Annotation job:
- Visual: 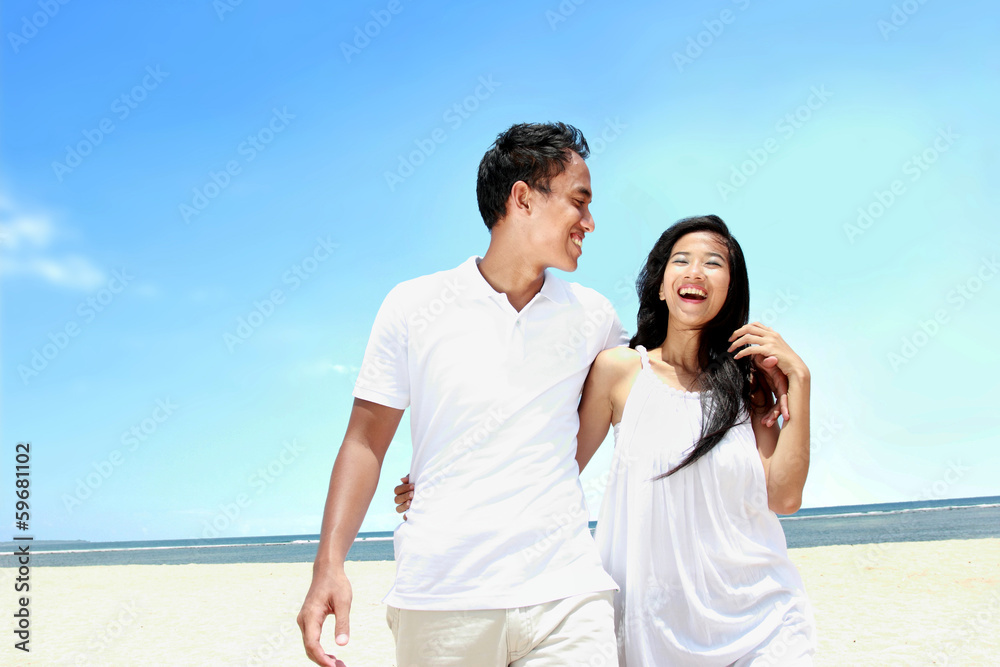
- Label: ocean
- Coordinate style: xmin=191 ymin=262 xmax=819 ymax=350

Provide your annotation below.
xmin=3 ymin=496 xmax=998 ymax=568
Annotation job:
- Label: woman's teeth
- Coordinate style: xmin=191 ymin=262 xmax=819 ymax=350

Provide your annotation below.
xmin=679 ymin=287 xmax=707 ymax=299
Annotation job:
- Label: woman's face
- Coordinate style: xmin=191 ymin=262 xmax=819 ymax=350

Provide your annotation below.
xmin=659 ymin=231 xmax=731 ymax=328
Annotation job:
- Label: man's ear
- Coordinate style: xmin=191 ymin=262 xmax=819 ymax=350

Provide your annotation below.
xmin=510 ymin=181 xmax=531 ymax=215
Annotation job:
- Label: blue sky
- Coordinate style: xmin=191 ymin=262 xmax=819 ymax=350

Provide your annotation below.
xmin=2 ymin=0 xmax=998 ymax=542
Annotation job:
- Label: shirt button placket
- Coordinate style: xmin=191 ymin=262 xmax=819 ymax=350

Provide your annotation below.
xmin=511 ymin=318 xmax=526 ymax=363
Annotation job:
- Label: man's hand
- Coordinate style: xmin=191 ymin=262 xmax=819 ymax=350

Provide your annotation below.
xmin=754 ymin=354 xmax=788 ymax=427
xmin=297 ymin=567 xmax=352 ymax=667
xmin=394 ymin=475 xmax=413 ymax=519
xmin=296 ymin=398 xmax=403 ymax=665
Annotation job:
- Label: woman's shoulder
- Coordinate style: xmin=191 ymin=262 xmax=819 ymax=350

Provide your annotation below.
xmin=594 ymin=345 xmax=643 ymax=379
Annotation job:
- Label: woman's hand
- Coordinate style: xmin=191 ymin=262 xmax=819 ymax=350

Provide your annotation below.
xmin=728 ymin=322 xmax=809 ymax=380
xmin=729 ymin=322 xmax=809 ymax=427
xmin=394 ymin=475 xmax=413 ymax=519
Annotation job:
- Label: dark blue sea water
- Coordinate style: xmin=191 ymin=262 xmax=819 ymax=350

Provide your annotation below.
xmin=3 ymin=496 xmax=998 ymax=568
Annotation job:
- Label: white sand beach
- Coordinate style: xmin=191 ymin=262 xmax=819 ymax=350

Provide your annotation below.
xmin=3 ymin=538 xmax=998 ymax=666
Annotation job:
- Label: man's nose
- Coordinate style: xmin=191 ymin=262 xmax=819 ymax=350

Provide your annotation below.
xmin=582 ymin=210 xmax=595 ymax=233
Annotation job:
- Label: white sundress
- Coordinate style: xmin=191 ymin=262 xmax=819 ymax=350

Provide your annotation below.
xmin=595 ymin=346 xmax=816 ymax=666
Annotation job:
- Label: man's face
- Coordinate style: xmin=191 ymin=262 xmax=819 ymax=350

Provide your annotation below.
xmin=523 ymin=151 xmax=595 ymax=272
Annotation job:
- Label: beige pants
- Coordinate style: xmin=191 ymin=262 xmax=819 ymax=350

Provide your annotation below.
xmin=387 ymin=590 xmax=617 ymax=667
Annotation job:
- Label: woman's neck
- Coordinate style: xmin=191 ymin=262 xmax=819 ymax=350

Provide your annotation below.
xmin=659 ymin=319 xmax=702 ymax=373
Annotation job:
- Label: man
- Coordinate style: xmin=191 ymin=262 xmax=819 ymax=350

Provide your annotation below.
xmin=298 ymin=122 xmax=790 ymax=665
xmin=298 ymin=122 xmax=624 ymax=665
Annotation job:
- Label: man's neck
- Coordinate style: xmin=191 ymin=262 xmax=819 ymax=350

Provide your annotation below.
xmin=477 ymin=246 xmax=545 ymax=312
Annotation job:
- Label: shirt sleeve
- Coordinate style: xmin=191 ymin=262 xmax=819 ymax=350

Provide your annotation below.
xmin=603 ymin=303 xmax=630 ymax=350
xmin=353 ymin=286 xmax=410 ymax=410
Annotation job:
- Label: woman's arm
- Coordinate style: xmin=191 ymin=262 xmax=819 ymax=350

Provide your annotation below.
xmin=577 ymin=347 xmax=639 ymax=473
xmin=576 ymin=351 xmax=616 ymax=473
xmin=730 ymin=323 xmax=810 ymax=515
xmin=750 ymin=374 xmax=810 ymax=514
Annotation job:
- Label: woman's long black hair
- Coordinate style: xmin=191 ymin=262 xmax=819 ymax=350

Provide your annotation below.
xmin=630 ymin=215 xmax=762 ymax=478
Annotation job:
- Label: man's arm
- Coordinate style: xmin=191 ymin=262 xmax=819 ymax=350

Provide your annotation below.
xmin=297 ymin=398 xmax=404 ymax=667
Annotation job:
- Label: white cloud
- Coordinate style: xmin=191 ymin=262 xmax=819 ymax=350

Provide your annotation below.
xmin=298 ymin=359 xmax=359 ymax=378
xmin=1 ymin=255 xmax=105 ymax=289
xmin=0 ymin=212 xmax=54 ymax=249
xmin=189 ymin=286 xmax=229 ymax=303
xmin=0 ymin=193 xmax=106 ymax=290
xmin=132 ymin=283 xmax=159 ymax=298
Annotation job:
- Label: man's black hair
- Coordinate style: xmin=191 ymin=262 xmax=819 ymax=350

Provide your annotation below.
xmin=476 ymin=122 xmax=590 ymax=230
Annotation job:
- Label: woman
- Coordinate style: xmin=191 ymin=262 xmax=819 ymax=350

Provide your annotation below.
xmin=397 ymin=215 xmax=815 ymax=665
xmin=577 ymin=215 xmax=815 ymax=665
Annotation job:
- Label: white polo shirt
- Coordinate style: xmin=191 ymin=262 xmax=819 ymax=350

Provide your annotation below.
xmin=353 ymin=256 xmax=628 ymax=611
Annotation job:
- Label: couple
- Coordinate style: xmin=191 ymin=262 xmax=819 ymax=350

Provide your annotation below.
xmin=298 ymin=122 xmax=815 ymax=666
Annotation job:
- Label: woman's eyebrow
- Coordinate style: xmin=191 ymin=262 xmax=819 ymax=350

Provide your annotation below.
xmin=670 ymin=251 xmax=726 ymax=258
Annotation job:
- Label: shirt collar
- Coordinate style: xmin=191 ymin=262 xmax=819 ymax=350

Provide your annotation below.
xmin=460 ymin=256 xmax=570 ymax=306
xmin=537 ymin=268 xmax=570 ymax=305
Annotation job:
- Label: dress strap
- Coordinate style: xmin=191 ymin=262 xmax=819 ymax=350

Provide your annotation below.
xmin=635 ymin=345 xmax=651 ymax=370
